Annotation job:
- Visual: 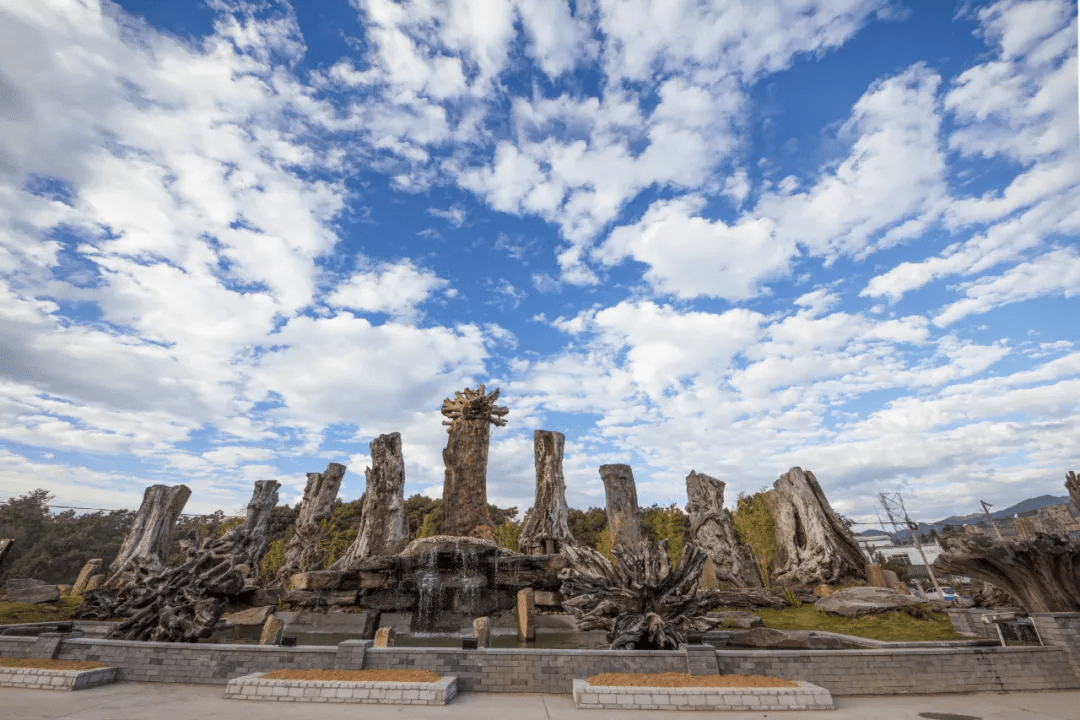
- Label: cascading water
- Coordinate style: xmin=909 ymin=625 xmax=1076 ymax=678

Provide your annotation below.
xmin=454 ymin=539 xmax=482 ymax=614
xmin=415 ymin=549 xmax=441 ymax=632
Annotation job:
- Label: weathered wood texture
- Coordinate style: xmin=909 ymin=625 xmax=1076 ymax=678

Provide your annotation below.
xmin=332 ymin=433 xmax=407 ymax=569
xmin=439 ymin=385 xmax=507 ymax=539
xmin=560 ymin=540 xmax=717 ymax=649
xmin=1067 ymin=471 xmax=1080 ymax=513
xmin=0 ymin=538 xmax=12 ymax=567
xmin=685 ymin=471 xmax=761 ymax=588
xmin=518 ymin=430 xmax=578 ymax=555
xmin=107 ymin=484 xmax=191 ymax=586
xmin=600 ymin=463 xmax=642 ymax=552
xmin=232 ymin=480 xmax=280 ymax=568
xmin=766 ymin=467 xmax=867 ymax=585
xmin=275 ymin=463 xmax=346 ymax=584
xmin=933 ymin=533 xmax=1080 ymax=613
xmin=72 ymin=558 xmax=103 ymax=594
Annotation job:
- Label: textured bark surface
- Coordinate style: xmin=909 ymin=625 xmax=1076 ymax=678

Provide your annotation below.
xmin=439 ymin=386 xmax=507 ymax=539
xmin=518 ymin=430 xmax=578 ymax=555
xmin=559 ymin=540 xmax=715 ymax=649
xmin=107 ymin=484 xmax=191 ymax=586
xmin=275 ymin=463 xmax=346 ymax=584
xmin=766 ymin=468 xmax=867 ymax=585
xmin=600 ymin=464 xmax=642 ymax=552
xmin=332 ymin=433 xmax=407 ymax=568
xmin=232 ymin=480 xmax=280 ymax=568
xmin=933 ymin=533 xmax=1080 ymax=613
xmin=685 ymin=471 xmax=761 ymax=588
xmin=72 ymin=559 xmax=103 ymax=594
xmin=1067 ymin=471 xmax=1080 ymax=513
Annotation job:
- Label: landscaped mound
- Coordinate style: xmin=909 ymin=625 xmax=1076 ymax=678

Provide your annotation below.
xmin=261 ymin=669 xmax=442 ymax=683
xmin=586 ymin=672 xmax=797 ymax=688
xmin=0 ymin=658 xmax=107 ymax=671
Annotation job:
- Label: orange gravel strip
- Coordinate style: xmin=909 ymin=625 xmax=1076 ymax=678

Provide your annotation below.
xmin=587 ymin=672 xmax=797 ymax=688
xmin=0 ymin=658 xmax=107 ymax=671
xmin=261 ymin=669 xmax=442 ymax=683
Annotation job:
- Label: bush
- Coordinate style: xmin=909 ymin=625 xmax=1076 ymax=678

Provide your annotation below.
xmin=731 ymin=491 xmax=778 ymax=588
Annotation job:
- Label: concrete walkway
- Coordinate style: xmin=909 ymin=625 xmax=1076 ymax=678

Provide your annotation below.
xmin=3 ymin=683 xmax=1079 ymax=719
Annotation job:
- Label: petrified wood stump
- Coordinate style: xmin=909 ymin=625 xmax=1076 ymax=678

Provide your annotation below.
xmin=107 ymin=484 xmax=191 ymax=586
xmin=685 ymin=471 xmax=761 ymax=588
xmin=439 ymin=385 xmax=507 ymax=539
xmin=1067 ymin=471 xmax=1080 ymax=513
xmin=933 ymin=533 xmax=1080 ymax=613
xmin=276 ymin=463 xmax=346 ymax=584
xmin=600 ymin=463 xmax=642 ymax=552
xmin=518 ymin=430 xmax=578 ymax=555
xmin=0 ymin=538 xmax=12 ymax=567
xmin=765 ymin=467 xmax=867 ymax=585
xmin=232 ymin=480 xmax=280 ymax=568
xmin=332 ymin=433 xmax=408 ymax=569
xmin=72 ymin=558 xmax=103 ymax=595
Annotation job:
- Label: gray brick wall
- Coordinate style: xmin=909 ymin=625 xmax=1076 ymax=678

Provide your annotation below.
xmin=1031 ymin=613 xmax=1080 ymax=681
xmin=0 ymin=636 xmax=36 ymax=658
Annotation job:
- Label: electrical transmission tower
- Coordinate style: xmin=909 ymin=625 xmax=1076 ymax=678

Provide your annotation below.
xmin=878 ymin=492 xmax=945 ymax=597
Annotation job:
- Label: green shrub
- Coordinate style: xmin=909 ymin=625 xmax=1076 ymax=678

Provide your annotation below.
xmin=731 ymin=492 xmax=778 ymax=588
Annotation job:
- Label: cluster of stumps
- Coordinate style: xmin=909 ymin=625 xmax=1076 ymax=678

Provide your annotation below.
xmin=73 ymin=387 xmax=1080 ymax=648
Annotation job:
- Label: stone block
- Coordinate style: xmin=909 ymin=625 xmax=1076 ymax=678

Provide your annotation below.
xmin=473 ymin=616 xmax=491 ymax=648
xmin=5 ymin=578 xmax=60 ymax=604
xmin=289 ymin=570 xmax=342 ymax=590
xmin=226 ymin=606 xmax=273 ymax=626
xmin=259 ymin=614 xmax=284 ymax=645
xmin=517 ymin=588 xmax=535 ymax=641
xmin=374 ymin=627 xmax=396 ymax=648
xmin=533 ymin=590 xmax=563 ymax=606
xmin=84 ymin=574 xmax=104 ymax=591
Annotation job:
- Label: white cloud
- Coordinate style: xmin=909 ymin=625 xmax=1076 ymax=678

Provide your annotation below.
xmin=328 ymin=261 xmax=449 ymax=317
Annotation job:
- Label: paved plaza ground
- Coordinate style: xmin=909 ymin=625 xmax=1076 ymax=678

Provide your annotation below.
xmin=2 ymin=682 xmax=1079 ymax=719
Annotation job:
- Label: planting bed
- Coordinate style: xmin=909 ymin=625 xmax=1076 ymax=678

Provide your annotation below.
xmin=573 ymin=675 xmax=833 ymax=711
xmin=0 ymin=657 xmax=116 ymax=691
xmin=224 ymin=670 xmax=457 ymax=705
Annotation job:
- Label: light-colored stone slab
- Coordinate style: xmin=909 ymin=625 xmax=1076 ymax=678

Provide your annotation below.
xmin=571 ymin=679 xmax=833 ymax=711
xmin=224 ymin=673 xmax=457 ymax=705
xmin=0 ymin=666 xmax=117 ymax=690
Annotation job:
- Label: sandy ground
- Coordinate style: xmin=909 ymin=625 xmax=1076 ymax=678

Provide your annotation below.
xmin=586 ymin=672 xmax=797 ymax=688
xmin=0 ymin=658 xmax=107 ymax=671
xmin=261 ymin=669 xmax=442 ymax=682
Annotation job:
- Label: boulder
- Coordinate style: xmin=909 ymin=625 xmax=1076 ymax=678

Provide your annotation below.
xmin=259 ymin=614 xmax=284 ymax=645
xmin=225 ymin=606 xmax=274 ymax=626
xmin=84 ymin=574 xmax=104 ymax=592
xmin=706 ymin=611 xmax=763 ymax=629
xmin=373 ymin=627 xmax=396 ymax=648
xmin=814 ymin=586 xmax=926 ymax=617
xmin=72 ymin=559 xmax=103 ymax=595
xmin=5 ymin=578 xmax=60 ymax=604
xmin=728 ymin=627 xmax=863 ymax=649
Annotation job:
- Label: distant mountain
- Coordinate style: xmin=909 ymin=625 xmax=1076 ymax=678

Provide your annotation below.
xmin=933 ymin=495 xmax=1072 ymax=526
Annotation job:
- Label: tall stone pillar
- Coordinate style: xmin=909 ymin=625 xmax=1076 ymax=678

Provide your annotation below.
xmin=439 ymin=385 xmax=508 ymax=539
xmin=685 ymin=471 xmax=761 ymax=588
xmin=333 ymin=432 xmax=408 ymax=568
xmin=518 ymin=430 xmax=577 ymax=555
xmin=107 ymin=484 xmax=191 ymax=586
xmin=600 ymin=464 xmax=642 ymax=551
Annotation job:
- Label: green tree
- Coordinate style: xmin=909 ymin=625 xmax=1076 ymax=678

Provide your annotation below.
xmin=404 ymin=495 xmax=441 ymax=538
xmin=567 ymin=507 xmax=608 ymax=549
xmin=731 ymin=492 xmax=778 ymax=588
xmin=641 ymin=503 xmax=690 ymax=566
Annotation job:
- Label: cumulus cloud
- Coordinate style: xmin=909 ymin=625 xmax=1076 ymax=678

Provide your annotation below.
xmin=328 ymin=261 xmax=449 ymax=317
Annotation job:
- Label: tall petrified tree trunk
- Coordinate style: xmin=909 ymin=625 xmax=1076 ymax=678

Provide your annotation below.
xmin=766 ymin=468 xmax=867 ymax=586
xmin=934 ymin=533 xmax=1080 ymax=613
xmin=232 ymin=480 xmax=280 ymax=567
xmin=275 ymin=463 xmax=346 ymax=584
xmin=518 ymin=430 xmax=578 ymax=555
xmin=440 ymin=385 xmax=508 ymax=540
xmin=600 ymin=464 xmax=642 ymax=552
xmin=107 ymin=484 xmax=191 ymax=586
xmin=1067 ymin=471 xmax=1080 ymax=513
xmin=685 ymin=471 xmax=761 ymax=588
xmin=332 ymin=433 xmax=407 ymax=568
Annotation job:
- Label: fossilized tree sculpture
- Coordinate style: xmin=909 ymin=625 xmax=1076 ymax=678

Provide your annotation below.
xmin=686 ymin=471 xmax=761 ymax=588
xmin=600 ymin=463 xmax=642 ymax=551
xmin=560 ymin=540 xmax=716 ymax=649
xmin=765 ymin=468 xmax=867 ymax=585
xmin=440 ymin=385 xmax=508 ymax=539
xmin=107 ymin=484 xmax=191 ymax=586
xmin=934 ymin=533 xmax=1080 ymax=613
xmin=275 ymin=463 xmax=346 ymax=584
xmin=1067 ymin=471 xmax=1080 ymax=513
xmin=332 ymin=433 xmax=408 ymax=568
xmin=518 ymin=430 xmax=578 ymax=555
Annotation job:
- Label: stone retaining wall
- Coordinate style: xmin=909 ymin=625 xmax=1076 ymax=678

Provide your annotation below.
xmin=0 ymin=632 xmax=1076 ymax=695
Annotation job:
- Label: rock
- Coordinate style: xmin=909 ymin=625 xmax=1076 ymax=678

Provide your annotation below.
xmin=57 ymin=584 xmax=72 ymax=595
xmin=259 ymin=614 xmax=283 ymax=645
xmin=728 ymin=627 xmax=862 ymax=650
xmin=276 ymin=464 xmax=346 ymax=583
xmin=881 ymin=570 xmax=903 ymax=589
xmin=706 ymin=611 xmax=763 ymax=629
xmin=934 ymin=533 xmax=1080 ymax=613
xmin=439 ymin=386 xmax=507 ymax=539
xmin=373 ymin=627 xmax=396 ymax=647
xmin=765 ymin=468 xmax=868 ymax=586
xmin=333 ymin=434 xmax=408 ymax=569
xmin=0 ymin=538 xmax=12 ymax=566
xmin=599 ymin=464 xmax=643 ymax=551
xmin=290 ymin=570 xmax=343 ymax=591
xmin=84 ymin=574 xmax=104 ymax=592
xmin=814 ymin=586 xmax=927 ymax=617
xmin=226 ymin=606 xmax=273 ymax=626
xmin=952 ymin=596 xmax=975 ymax=609
xmin=865 ymin=564 xmax=886 ymax=588
xmin=1067 ymin=471 xmax=1080 ymax=513
xmin=686 ymin=471 xmax=761 ymax=588
xmin=533 ymin=590 xmax=563 ymax=606
xmin=107 ymin=484 xmax=191 ymax=585
xmin=814 ymin=584 xmax=832 ymax=597
xmin=72 ymin=559 xmax=103 ymax=594
xmin=473 ymin=616 xmax=491 ymax=648
xmin=517 ymin=588 xmax=536 ymax=641
xmin=5 ymin=578 xmax=60 ymax=604
xmin=518 ymin=430 xmax=579 ymax=555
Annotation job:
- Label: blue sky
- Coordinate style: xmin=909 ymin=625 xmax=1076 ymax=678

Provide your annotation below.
xmin=0 ymin=0 xmax=1077 ymax=525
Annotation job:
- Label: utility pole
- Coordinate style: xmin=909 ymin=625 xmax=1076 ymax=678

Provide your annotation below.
xmin=980 ymin=500 xmax=1004 ymax=541
xmin=880 ymin=492 xmax=945 ymax=598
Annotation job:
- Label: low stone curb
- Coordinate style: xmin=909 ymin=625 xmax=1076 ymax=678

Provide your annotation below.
xmin=0 ymin=666 xmax=117 ymax=691
xmin=223 ymin=673 xmax=457 ymax=704
xmin=572 ymin=678 xmax=834 ymax=711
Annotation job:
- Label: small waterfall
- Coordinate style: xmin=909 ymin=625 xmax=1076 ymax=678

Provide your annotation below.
xmin=415 ymin=550 xmax=440 ymax=632
xmin=455 ymin=539 xmax=482 ymax=614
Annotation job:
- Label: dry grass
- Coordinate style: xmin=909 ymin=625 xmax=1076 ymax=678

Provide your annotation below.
xmin=0 ymin=657 xmax=106 ymax=671
xmin=714 ymin=603 xmax=966 ymax=642
xmin=0 ymin=595 xmax=85 ymax=625
xmin=587 ymin=672 xmax=796 ymax=688
xmin=261 ymin=669 xmax=442 ymax=683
